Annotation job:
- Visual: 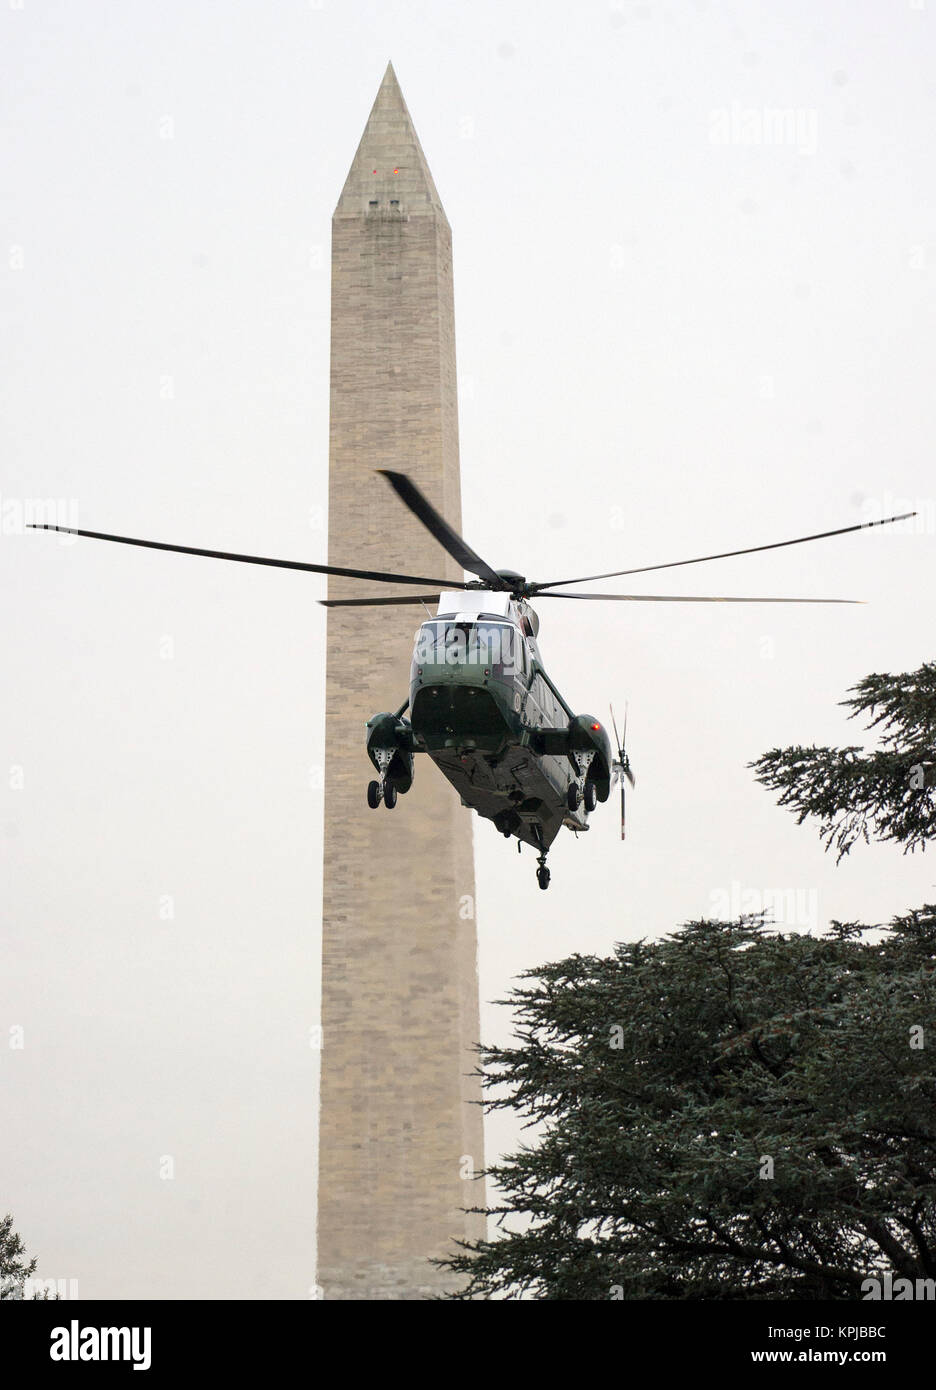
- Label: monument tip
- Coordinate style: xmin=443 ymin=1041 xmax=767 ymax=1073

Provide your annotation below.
xmin=334 ymin=60 xmax=446 ymax=219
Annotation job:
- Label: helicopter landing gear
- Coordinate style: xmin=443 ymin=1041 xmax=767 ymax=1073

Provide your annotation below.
xmin=536 ymin=853 xmax=551 ymax=890
xmin=569 ymin=779 xmax=597 ymax=812
xmin=365 ymin=777 xmax=398 ymax=808
xmin=569 ymin=749 xmax=596 ymax=816
xmin=367 ymin=747 xmax=399 ymax=809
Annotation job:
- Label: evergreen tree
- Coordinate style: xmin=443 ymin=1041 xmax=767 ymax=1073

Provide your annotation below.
xmin=441 ymin=663 xmax=936 ymax=1299
xmin=442 ymin=915 xmax=936 ymax=1299
xmin=751 ymin=662 xmax=936 ymax=858
xmin=0 ymin=1214 xmax=52 ymax=1300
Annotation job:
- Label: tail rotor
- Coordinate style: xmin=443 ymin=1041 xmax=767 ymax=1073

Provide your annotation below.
xmin=610 ymin=703 xmax=636 ymax=841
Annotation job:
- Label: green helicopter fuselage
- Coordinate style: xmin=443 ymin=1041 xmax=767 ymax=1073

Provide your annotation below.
xmin=366 ymin=590 xmax=613 ymax=851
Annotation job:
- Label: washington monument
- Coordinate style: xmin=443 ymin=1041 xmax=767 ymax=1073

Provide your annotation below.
xmin=317 ymin=64 xmax=486 ymax=1300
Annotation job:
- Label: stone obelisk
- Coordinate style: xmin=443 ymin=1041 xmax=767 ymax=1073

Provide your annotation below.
xmin=317 ymin=63 xmax=485 ymax=1300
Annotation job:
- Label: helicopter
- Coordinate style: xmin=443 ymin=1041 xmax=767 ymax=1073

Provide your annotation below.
xmin=31 ymin=475 xmax=912 ymax=889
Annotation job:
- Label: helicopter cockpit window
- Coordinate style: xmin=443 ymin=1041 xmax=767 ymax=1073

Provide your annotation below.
xmin=412 ymin=621 xmax=525 ymax=678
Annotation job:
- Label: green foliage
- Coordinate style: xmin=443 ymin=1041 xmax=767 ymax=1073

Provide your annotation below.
xmin=751 ymin=663 xmax=936 ymax=859
xmin=0 ymin=1214 xmax=43 ymax=1300
xmin=441 ymin=915 xmax=936 ymax=1300
xmin=441 ymin=665 xmax=936 ymax=1298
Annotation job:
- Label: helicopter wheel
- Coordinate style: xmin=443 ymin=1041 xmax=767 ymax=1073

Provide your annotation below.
xmin=584 ymin=780 xmax=598 ymax=813
xmin=383 ymin=782 xmax=398 ymax=810
xmin=536 ymin=865 xmax=551 ymax=890
xmin=567 ymin=783 xmax=581 ymax=812
xmin=366 ymin=780 xmax=381 ymax=809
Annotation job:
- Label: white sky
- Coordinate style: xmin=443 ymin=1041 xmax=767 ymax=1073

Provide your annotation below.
xmin=2 ymin=0 xmax=934 ymax=1298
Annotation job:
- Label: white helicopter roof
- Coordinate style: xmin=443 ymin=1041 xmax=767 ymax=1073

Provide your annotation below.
xmin=436 ymin=590 xmax=513 ymax=621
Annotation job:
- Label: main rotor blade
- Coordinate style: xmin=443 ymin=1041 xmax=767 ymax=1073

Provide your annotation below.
xmin=319 ymin=594 xmax=440 ymax=608
xmin=532 ymin=512 xmax=915 ymax=591
xmin=378 ymin=471 xmax=503 ymax=587
xmin=536 ymin=591 xmax=862 ymax=604
xmin=28 ymin=525 xmax=470 ymax=590
xmin=609 ymin=703 xmax=621 ymax=752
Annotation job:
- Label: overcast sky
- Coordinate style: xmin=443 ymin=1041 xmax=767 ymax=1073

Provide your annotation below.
xmin=2 ymin=0 xmax=934 ymax=1299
